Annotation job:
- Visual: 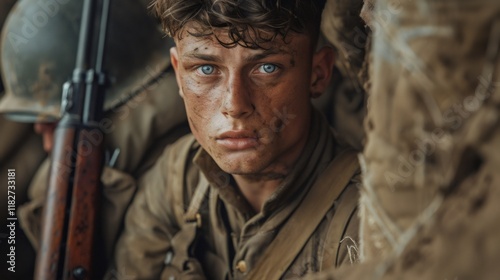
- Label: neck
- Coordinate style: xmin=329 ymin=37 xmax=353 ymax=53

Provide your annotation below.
xmin=233 ymin=174 xmax=285 ymax=213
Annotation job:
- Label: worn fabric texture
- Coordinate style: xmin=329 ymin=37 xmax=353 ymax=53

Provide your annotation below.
xmin=0 ymin=118 xmax=45 ymax=207
xmin=16 ymin=69 xmax=188 ymax=277
xmin=0 ymin=117 xmax=46 ymax=278
xmin=360 ymin=0 xmax=500 ymax=261
xmin=113 ymin=110 xmax=361 ymax=280
xmin=103 ymin=69 xmax=187 ymax=176
xmin=312 ymin=0 xmax=500 ymax=279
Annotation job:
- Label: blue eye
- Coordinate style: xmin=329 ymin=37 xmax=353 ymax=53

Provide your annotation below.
xmin=259 ymin=64 xmax=278 ymax=74
xmin=198 ymin=65 xmax=215 ymax=75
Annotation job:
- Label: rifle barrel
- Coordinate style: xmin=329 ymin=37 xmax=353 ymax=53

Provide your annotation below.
xmin=34 ymin=0 xmax=111 ymax=278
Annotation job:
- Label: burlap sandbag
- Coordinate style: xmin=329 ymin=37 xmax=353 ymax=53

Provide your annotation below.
xmin=360 ymin=0 xmax=500 ymax=260
xmin=311 ymin=0 xmax=500 ymax=278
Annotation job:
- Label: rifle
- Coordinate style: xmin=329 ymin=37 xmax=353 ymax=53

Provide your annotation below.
xmin=35 ymin=0 xmax=111 ymax=279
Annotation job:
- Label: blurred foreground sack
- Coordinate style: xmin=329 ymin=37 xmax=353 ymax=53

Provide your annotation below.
xmin=313 ymin=0 xmax=500 ymax=279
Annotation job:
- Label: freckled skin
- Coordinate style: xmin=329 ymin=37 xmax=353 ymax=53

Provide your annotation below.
xmin=170 ymin=24 xmax=334 ymax=185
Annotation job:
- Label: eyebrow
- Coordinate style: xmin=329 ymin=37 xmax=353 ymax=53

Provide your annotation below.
xmin=183 ymin=52 xmax=223 ymax=63
xmin=244 ymin=48 xmax=289 ymax=62
xmin=182 ymin=48 xmax=289 ymax=63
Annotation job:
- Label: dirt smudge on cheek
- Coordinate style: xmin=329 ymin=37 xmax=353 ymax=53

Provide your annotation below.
xmin=183 ymin=78 xmax=200 ymax=94
xmin=271 ymin=118 xmax=285 ymax=134
xmin=258 ymin=119 xmax=278 ymax=146
xmin=192 ymin=106 xmax=206 ymax=119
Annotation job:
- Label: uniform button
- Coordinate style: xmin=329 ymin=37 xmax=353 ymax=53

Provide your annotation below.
xmin=236 ymin=260 xmax=247 ymax=273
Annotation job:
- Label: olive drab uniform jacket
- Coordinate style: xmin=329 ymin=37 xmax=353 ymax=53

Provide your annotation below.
xmin=16 ymin=69 xmax=188 ymax=277
xmin=114 ymin=110 xmax=361 ymax=279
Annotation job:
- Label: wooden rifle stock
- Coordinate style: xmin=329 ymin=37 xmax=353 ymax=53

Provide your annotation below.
xmin=35 ymin=0 xmax=111 ymax=279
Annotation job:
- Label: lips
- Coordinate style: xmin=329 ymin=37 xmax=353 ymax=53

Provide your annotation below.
xmin=216 ymin=130 xmax=259 ymax=150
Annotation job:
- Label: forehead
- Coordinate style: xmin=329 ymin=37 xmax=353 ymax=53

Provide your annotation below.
xmin=174 ymin=23 xmax=310 ymax=56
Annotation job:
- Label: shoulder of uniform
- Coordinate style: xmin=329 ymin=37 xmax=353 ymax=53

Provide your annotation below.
xmin=137 ymin=133 xmax=198 ymax=188
xmin=167 ymin=133 xmax=198 ymax=155
xmin=152 ymin=134 xmax=197 ymax=168
xmin=136 ymin=133 xmax=202 ymax=225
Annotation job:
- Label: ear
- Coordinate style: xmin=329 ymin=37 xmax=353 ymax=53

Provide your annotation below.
xmin=170 ymin=46 xmax=185 ymax=99
xmin=310 ymin=46 xmax=335 ymax=98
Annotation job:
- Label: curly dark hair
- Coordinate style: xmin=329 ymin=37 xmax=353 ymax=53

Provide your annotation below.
xmin=152 ymin=0 xmax=327 ymax=48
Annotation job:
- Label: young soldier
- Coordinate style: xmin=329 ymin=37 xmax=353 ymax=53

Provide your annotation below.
xmin=114 ymin=0 xmax=361 ymax=278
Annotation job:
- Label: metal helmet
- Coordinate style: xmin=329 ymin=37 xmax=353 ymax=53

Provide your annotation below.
xmin=0 ymin=0 xmax=173 ymax=122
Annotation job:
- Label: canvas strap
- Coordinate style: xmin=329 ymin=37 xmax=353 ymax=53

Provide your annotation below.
xmin=246 ymin=149 xmax=359 ymax=280
xmin=320 ymin=184 xmax=359 ymax=270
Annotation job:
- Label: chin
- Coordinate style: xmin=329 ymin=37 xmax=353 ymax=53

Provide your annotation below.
xmin=215 ymin=154 xmax=268 ymax=175
xmin=203 ymin=140 xmax=272 ymax=173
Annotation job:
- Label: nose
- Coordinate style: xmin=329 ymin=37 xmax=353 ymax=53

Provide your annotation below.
xmin=221 ymin=74 xmax=254 ymax=119
xmin=34 ymin=122 xmax=57 ymax=153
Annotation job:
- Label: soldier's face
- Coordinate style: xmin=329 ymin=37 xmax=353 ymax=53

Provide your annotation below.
xmin=171 ymin=25 xmax=334 ymax=176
